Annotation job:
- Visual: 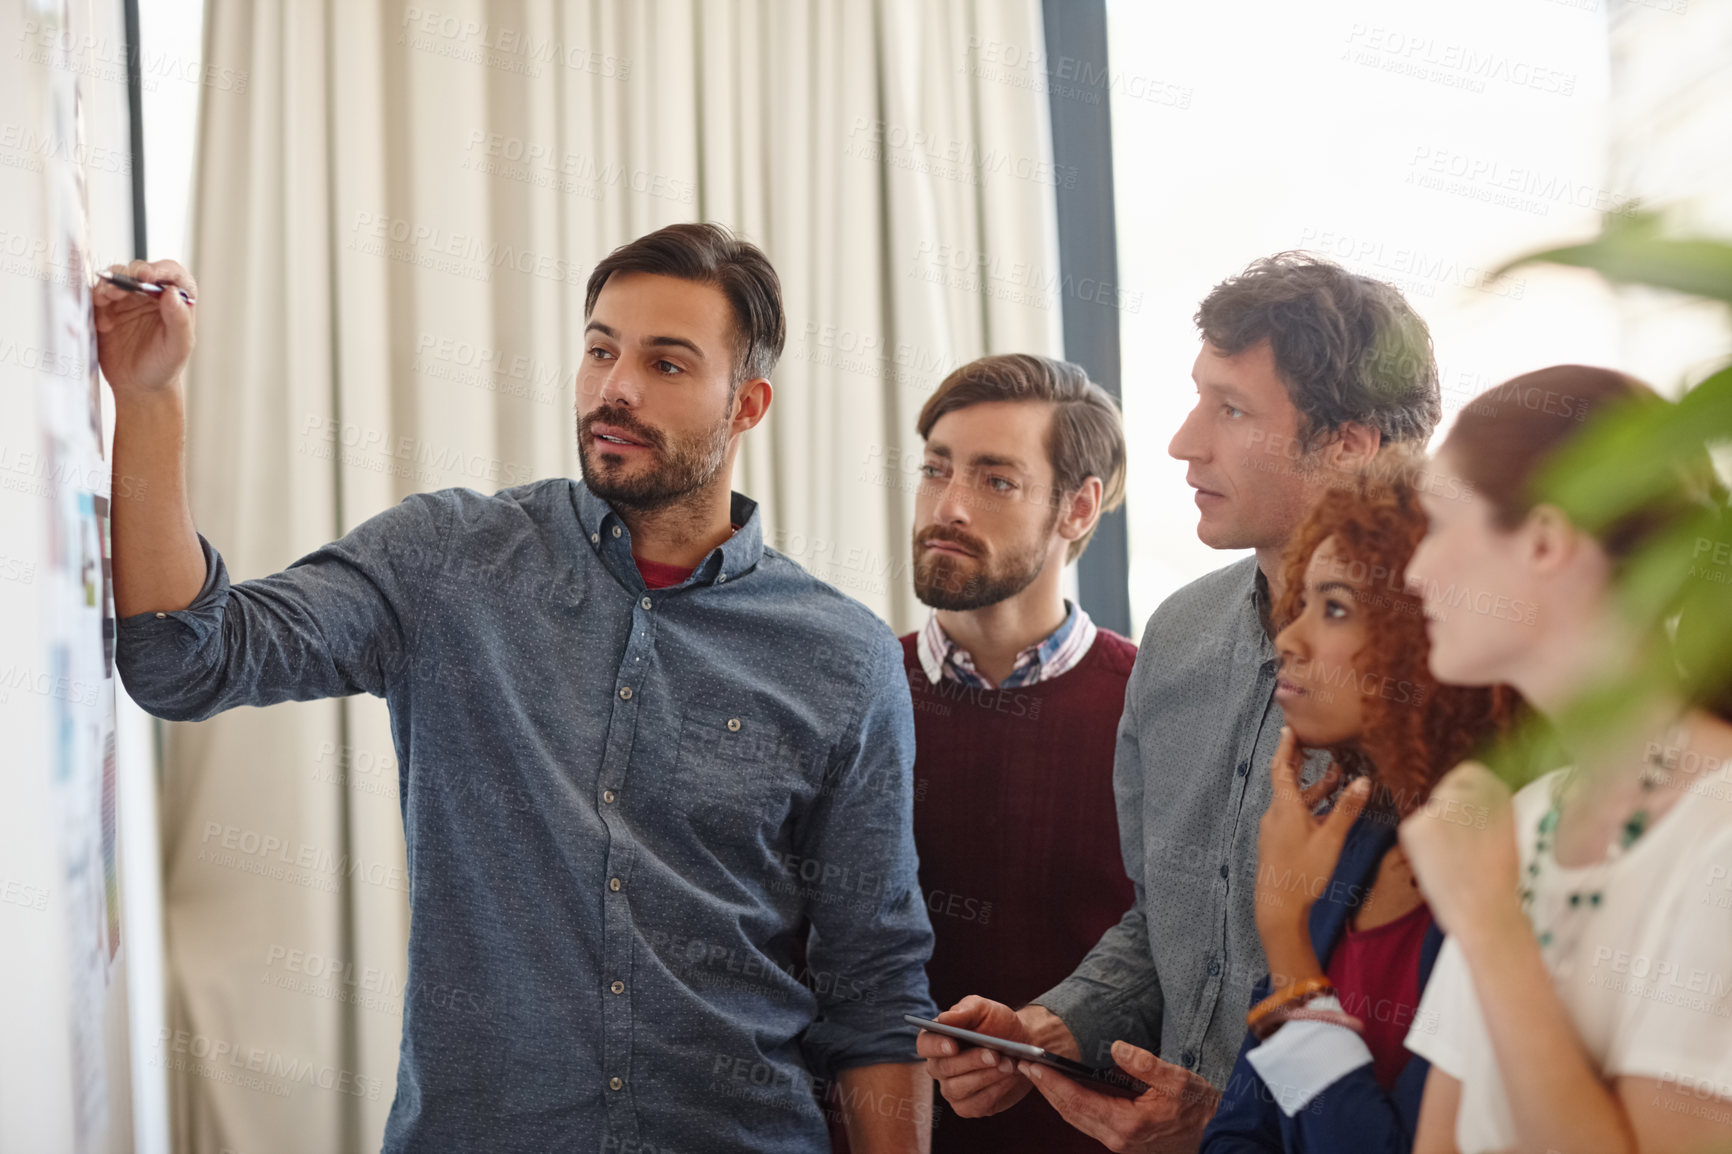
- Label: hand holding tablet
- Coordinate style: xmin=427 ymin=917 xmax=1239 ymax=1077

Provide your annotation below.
xmin=905 ymin=1014 xmax=1151 ymax=1099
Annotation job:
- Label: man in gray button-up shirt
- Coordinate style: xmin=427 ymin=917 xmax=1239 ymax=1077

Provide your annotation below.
xmin=99 ymin=225 xmax=935 ymax=1153
xmin=921 ymin=253 xmax=1441 ymax=1152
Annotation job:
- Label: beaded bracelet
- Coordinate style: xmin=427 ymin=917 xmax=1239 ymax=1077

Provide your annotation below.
xmin=1245 ymin=977 xmax=1334 ymax=1033
xmin=1252 ymin=1003 xmax=1365 ymax=1041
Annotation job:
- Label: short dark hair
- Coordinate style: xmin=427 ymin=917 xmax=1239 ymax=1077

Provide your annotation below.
xmin=1196 ymin=252 xmax=1441 ymax=449
xmin=917 ymin=354 xmax=1127 ymax=564
xmin=584 ymin=222 xmax=786 ymax=384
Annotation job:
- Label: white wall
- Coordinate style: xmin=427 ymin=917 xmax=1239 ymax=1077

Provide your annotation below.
xmin=1107 ymin=0 xmax=1622 ymax=632
xmin=1606 ymin=0 xmax=1732 ymax=394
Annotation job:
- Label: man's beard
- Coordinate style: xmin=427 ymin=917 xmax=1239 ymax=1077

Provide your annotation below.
xmin=577 ymin=405 xmax=730 ymax=512
xmin=912 ymin=511 xmax=1055 ymax=611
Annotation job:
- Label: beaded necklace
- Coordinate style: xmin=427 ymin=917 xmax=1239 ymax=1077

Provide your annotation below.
xmin=1521 ymin=737 xmax=1674 ymax=954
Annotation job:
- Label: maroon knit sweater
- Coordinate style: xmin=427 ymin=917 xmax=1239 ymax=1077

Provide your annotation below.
xmin=900 ymin=628 xmax=1138 ymax=1154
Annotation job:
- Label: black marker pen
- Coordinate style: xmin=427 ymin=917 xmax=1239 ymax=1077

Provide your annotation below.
xmin=96 ymin=269 xmax=196 ymax=305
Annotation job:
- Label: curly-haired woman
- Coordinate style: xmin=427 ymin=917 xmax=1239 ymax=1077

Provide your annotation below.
xmin=1201 ymin=456 xmax=1515 ymax=1153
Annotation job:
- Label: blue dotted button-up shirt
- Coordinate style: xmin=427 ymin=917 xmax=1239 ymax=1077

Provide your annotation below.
xmin=117 ymin=478 xmax=936 ymax=1154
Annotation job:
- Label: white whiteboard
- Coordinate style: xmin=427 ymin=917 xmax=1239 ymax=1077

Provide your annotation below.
xmin=0 ymin=0 xmax=161 ymax=1151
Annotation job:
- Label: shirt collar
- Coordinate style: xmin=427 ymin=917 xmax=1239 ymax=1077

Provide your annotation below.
xmin=1023 ymin=599 xmax=1089 ymax=678
xmin=916 ymin=600 xmax=1095 ymax=688
xmin=1247 ymin=559 xmax=1280 ymax=670
xmin=571 ymin=480 xmax=764 ymax=589
xmin=916 ymin=613 xmax=950 ymax=685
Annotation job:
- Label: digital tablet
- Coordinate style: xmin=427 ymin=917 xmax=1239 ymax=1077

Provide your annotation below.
xmin=905 ymin=1014 xmax=1150 ymax=1099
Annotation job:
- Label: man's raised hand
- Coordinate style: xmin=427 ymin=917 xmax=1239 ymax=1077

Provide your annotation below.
xmin=94 ymin=259 xmax=197 ymax=398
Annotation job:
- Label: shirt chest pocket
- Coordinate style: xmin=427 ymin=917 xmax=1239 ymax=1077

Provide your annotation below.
xmin=672 ymin=705 xmax=813 ymax=836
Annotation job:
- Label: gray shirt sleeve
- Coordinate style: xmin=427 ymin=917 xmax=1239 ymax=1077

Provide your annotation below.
xmin=1029 ymin=653 xmax=1164 ymax=1066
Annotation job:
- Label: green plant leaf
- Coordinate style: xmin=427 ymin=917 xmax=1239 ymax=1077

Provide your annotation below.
xmin=1494 ymin=210 xmax=1732 ymax=305
xmin=1473 ymin=210 xmax=1732 ymax=788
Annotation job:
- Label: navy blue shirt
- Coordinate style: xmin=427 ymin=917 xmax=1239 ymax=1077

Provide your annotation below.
xmin=117 ymin=479 xmax=937 ymax=1153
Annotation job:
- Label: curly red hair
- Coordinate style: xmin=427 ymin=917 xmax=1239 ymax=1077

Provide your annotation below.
xmin=1272 ymin=453 xmax=1518 ymax=816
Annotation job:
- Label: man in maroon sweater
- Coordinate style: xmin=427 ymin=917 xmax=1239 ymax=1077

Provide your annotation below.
xmin=903 ymin=354 xmax=1135 ymax=1152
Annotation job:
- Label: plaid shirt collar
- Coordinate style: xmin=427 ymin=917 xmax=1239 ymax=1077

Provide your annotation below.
xmin=916 ymin=600 xmax=1097 ymax=689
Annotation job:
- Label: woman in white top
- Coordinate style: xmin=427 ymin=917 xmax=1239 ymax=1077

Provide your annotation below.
xmin=1395 ymin=365 xmax=1732 ymax=1154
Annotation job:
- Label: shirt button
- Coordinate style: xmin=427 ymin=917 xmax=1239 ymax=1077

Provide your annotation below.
xmin=609 ymin=1076 xmax=623 ymax=1091
xmin=727 ymin=718 xmax=741 ymax=732
xmin=610 ymin=980 xmax=625 ymax=994
xmin=155 ymin=612 xmax=167 ymax=619
xmin=717 ymin=573 xmax=727 ymax=583
xmin=641 ymin=596 xmax=653 ymax=610
xmin=1180 ymin=1050 xmax=1196 ymax=1069
xmin=611 ymin=525 xmax=622 ymax=538
xmin=590 ymin=532 xmax=599 ymax=544
xmin=602 ymin=790 xmax=615 ymax=804
xmin=1236 ymin=761 xmax=1249 ymax=776
xmin=1208 ymin=958 xmax=1221 ymax=976
xmin=609 ymin=877 xmax=621 ymax=892
xmin=619 ymin=686 xmax=633 ymax=701
xmin=1219 ymin=863 xmax=1229 ymax=879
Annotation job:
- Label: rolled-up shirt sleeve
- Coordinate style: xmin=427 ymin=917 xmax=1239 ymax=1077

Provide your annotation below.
xmin=116 ymin=492 xmax=448 ymax=721
xmin=795 ymin=627 xmax=938 ymax=1074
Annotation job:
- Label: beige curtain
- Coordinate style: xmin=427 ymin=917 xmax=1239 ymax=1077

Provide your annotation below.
xmin=168 ymin=0 xmax=1062 ymax=1149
